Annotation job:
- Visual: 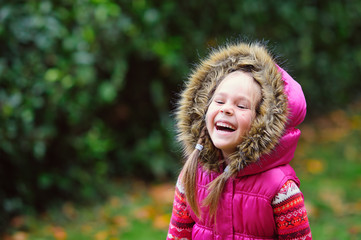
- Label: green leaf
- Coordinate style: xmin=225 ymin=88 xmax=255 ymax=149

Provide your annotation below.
xmin=44 ymin=68 xmax=61 ymax=82
xmin=99 ymin=82 xmax=117 ymax=103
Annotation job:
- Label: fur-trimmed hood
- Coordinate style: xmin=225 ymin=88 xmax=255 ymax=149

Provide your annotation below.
xmin=176 ymin=42 xmax=306 ymax=177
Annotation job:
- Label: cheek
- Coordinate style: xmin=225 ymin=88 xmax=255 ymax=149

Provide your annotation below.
xmin=238 ymin=114 xmax=253 ymax=132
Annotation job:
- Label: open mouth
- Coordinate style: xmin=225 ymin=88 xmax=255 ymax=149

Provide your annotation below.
xmin=215 ymin=122 xmax=236 ymax=132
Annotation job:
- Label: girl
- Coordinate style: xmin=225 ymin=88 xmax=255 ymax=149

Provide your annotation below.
xmin=167 ymin=41 xmax=312 ymax=239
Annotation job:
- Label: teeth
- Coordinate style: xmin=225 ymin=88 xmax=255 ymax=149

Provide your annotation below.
xmin=216 ymin=122 xmax=235 ymax=130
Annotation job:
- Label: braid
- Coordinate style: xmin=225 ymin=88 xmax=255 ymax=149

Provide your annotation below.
xmin=182 ymin=127 xmax=239 ymax=220
xmin=181 ymin=127 xmax=207 ymax=218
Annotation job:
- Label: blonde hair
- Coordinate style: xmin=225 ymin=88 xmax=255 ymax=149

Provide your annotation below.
xmin=181 ymin=66 xmax=262 ymax=219
xmin=181 ymin=127 xmax=207 ymax=218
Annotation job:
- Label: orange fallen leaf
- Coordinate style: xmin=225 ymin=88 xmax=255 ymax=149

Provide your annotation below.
xmin=351 ymin=115 xmax=361 ymax=130
xmin=304 ymin=201 xmax=319 ymax=218
xmin=149 ymin=184 xmax=174 ymax=205
xmin=95 ymin=230 xmax=108 ymax=240
xmin=306 ymin=159 xmax=325 ymax=174
xmin=153 ymin=214 xmax=171 ymax=230
xmin=319 ymin=188 xmax=346 ymax=216
xmin=349 ymin=224 xmax=361 ymax=235
xmin=51 ymin=226 xmax=67 ymax=240
xmin=108 ymin=226 xmax=120 ymax=237
xmin=112 ymin=215 xmax=128 ymax=228
xmin=109 ymin=196 xmax=122 ymax=207
xmin=12 ymin=232 xmax=28 ymax=240
xmin=348 ymin=199 xmax=361 ymax=213
xmin=133 ymin=206 xmax=153 ymax=220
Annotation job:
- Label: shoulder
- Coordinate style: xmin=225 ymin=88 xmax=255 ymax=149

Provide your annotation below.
xmin=236 ymin=164 xmax=299 ymax=200
xmin=263 ymin=164 xmax=298 ymax=181
xmin=259 ymin=164 xmax=300 ymax=191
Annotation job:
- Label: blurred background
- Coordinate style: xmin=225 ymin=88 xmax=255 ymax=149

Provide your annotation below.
xmin=1 ymin=0 xmax=361 ymax=239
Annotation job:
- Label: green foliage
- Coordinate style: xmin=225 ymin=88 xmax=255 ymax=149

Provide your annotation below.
xmin=1 ymin=0 xmax=361 ymax=231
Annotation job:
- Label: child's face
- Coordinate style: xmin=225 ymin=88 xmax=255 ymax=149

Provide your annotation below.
xmin=206 ymin=71 xmax=261 ymax=158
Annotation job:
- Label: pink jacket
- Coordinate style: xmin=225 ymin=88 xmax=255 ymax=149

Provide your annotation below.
xmin=188 ymin=67 xmax=306 ymax=239
xmin=190 ymin=164 xmax=299 ymax=239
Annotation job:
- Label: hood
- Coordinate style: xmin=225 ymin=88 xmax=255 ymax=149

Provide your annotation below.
xmin=176 ymin=42 xmax=306 ymax=177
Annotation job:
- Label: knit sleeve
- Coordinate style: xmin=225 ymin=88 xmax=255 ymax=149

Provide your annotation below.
xmin=272 ymin=180 xmax=312 ymax=240
xmin=167 ymin=177 xmax=195 ymax=240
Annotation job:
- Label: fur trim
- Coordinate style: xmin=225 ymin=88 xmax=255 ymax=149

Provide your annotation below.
xmin=176 ymin=42 xmax=288 ymax=174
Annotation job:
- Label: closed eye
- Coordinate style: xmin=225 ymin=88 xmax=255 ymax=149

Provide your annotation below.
xmin=238 ymin=105 xmax=249 ymax=109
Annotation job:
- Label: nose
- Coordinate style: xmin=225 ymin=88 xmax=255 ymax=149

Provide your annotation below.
xmin=220 ymin=104 xmax=233 ymax=115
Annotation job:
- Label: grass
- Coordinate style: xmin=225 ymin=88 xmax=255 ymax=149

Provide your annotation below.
xmin=3 ymin=106 xmax=361 ymax=240
xmin=5 ymin=181 xmax=174 ymax=240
